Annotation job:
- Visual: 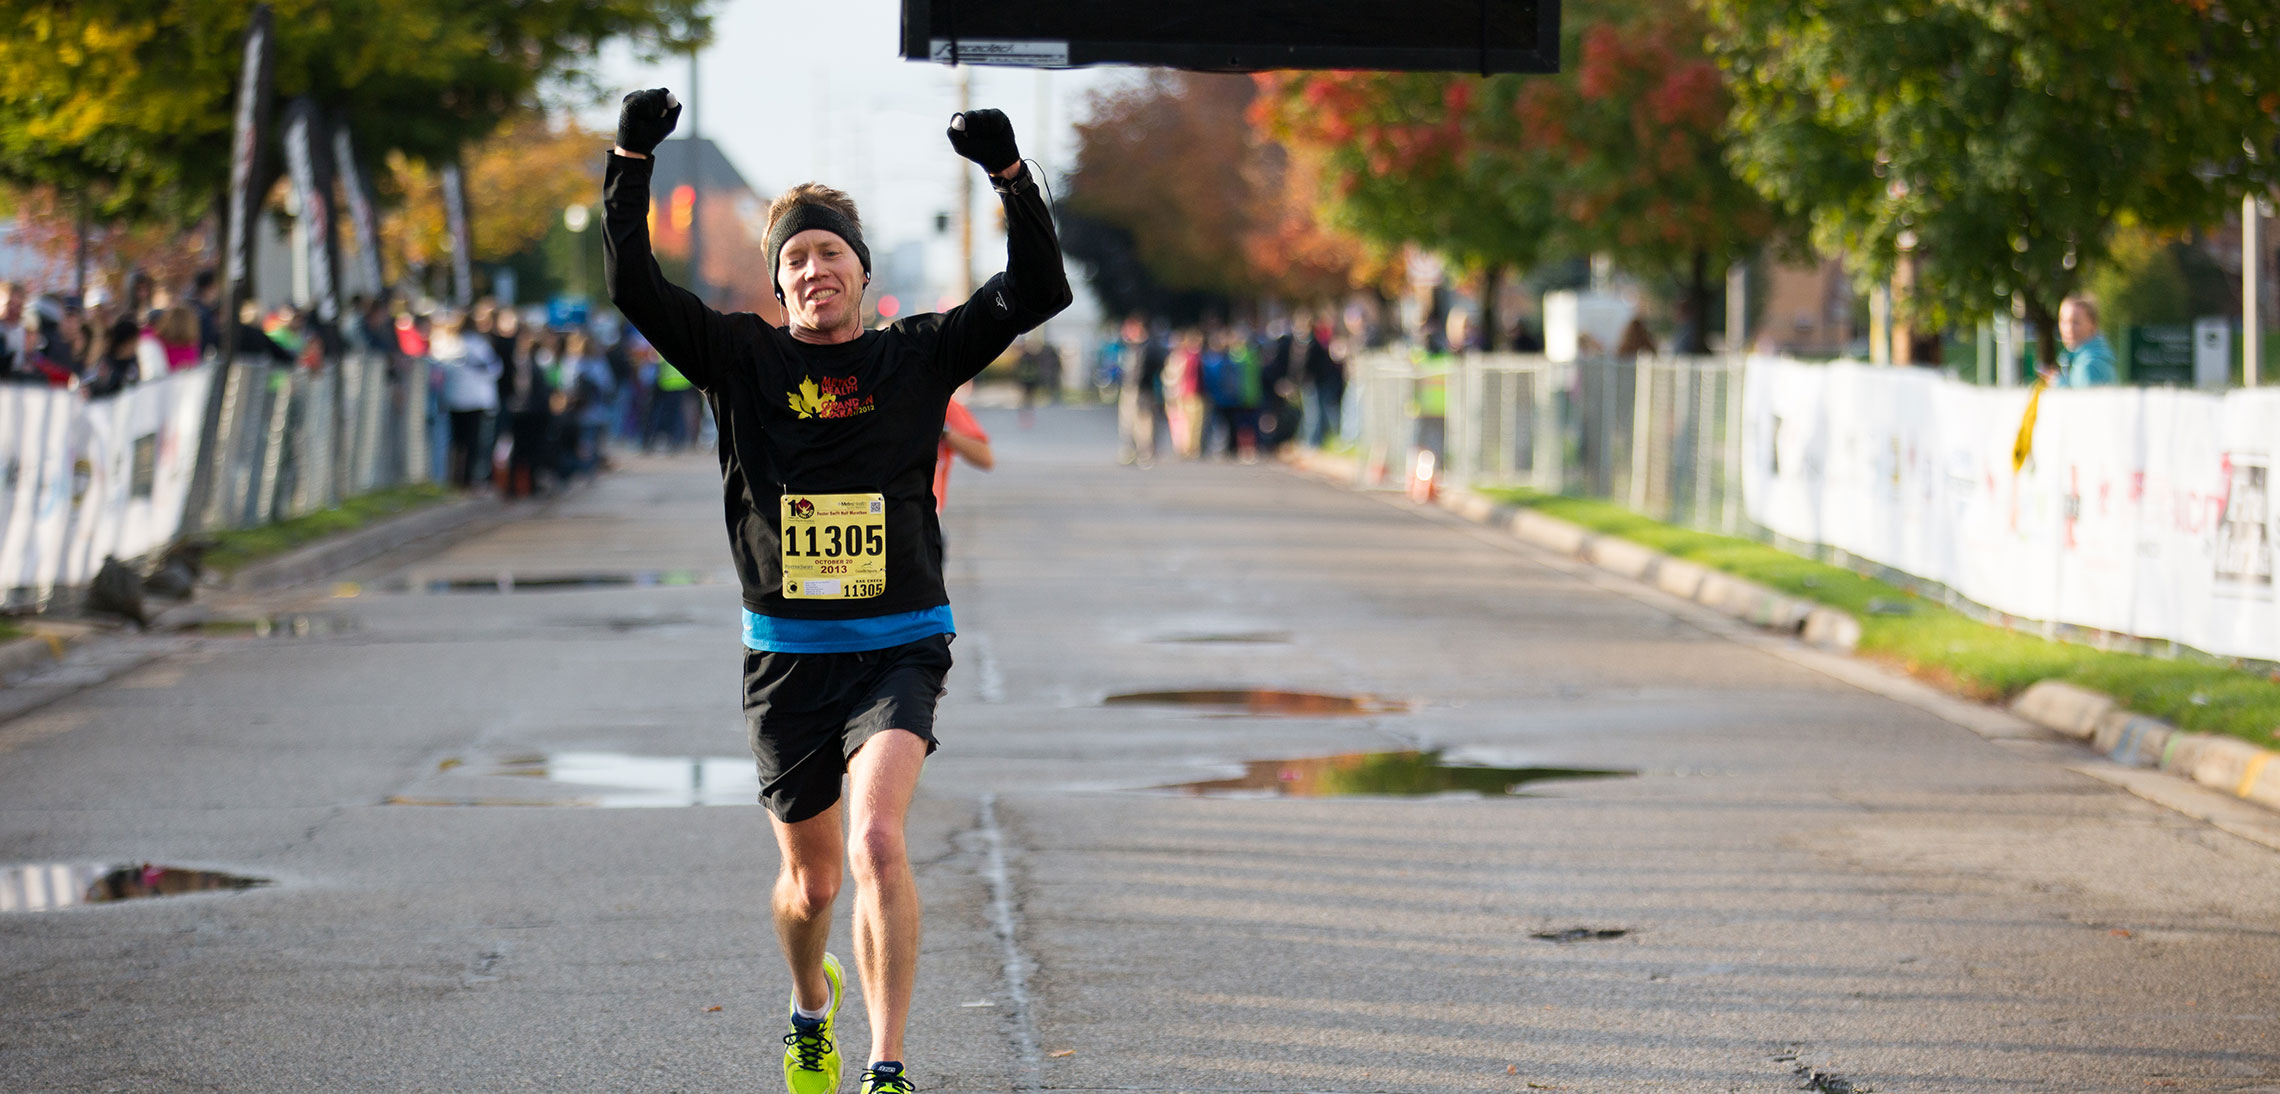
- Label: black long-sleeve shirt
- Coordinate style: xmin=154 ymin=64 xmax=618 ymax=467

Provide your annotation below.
xmin=602 ymin=151 xmax=1071 ymax=621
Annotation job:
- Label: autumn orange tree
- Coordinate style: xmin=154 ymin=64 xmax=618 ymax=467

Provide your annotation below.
xmin=1504 ymin=1 xmax=1779 ymax=350
xmin=1064 ymin=71 xmax=1372 ymax=321
xmin=379 ymin=110 xmax=605 ymax=295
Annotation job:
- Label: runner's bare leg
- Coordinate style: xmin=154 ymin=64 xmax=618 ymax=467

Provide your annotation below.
xmin=770 ymin=801 xmax=846 ymax=1012
xmin=844 ymin=728 xmax=929 ymax=1063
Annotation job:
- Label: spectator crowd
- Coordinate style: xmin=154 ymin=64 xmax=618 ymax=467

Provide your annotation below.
xmin=0 ymin=267 xmax=717 ymax=503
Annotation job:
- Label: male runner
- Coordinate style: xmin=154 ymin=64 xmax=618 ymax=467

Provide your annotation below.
xmin=602 ymin=88 xmax=1069 ymax=1094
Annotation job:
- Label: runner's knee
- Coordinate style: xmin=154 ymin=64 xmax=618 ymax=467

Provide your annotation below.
xmin=847 ymin=823 xmax=907 ymax=884
xmin=777 ymin=860 xmax=841 ymax=917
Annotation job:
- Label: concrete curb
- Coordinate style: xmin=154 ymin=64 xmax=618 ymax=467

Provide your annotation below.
xmin=214 ymin=494 xmax=515 ymax=594
xmin=2012 ymin=680 xmax=2280 ymax=812
xmin=0 ymin=630 xmax=71 ymax=680
xmin=4 ymin=493 xmax=522 ymax=685
xmin=1279 ymin=448 xmax=1860 ymax=653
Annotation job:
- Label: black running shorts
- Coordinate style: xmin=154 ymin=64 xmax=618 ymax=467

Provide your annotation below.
xmin=742 ymin=633 xmax=951 ymax=823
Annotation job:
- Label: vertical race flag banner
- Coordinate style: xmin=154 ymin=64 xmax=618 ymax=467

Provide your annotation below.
xmin=220 ymin=6 xmax=274 ymax=314
xmin=187 ymin=3 xmax=275 ymax=537
xmin=441 ymin=162 xmax=474 ymax=309
xmin=281 ymin=98 xmax=340 ymax=325
xmin=331 ymin=118 xmax=386 ymax=299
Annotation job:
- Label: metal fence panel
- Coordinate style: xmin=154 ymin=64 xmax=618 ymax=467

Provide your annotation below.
xmin=1350 ymin=350 xmax=1747 ymax=535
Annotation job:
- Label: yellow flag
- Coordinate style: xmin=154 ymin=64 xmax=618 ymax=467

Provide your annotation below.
xmin=2010 ymin=377 xmax=2047 ymax=474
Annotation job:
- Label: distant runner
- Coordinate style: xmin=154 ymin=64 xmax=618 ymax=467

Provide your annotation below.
xmin=602 ymin=88 xmax=1070 ymax=1094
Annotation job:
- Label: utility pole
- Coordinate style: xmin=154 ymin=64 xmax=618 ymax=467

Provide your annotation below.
xmin=686 ymin=49 xmax=705 ymax=306
xmin=957 ymin=65 xmax=974 ymax=298
xmin=2248 ymin=193 xmax=2264 ymax=387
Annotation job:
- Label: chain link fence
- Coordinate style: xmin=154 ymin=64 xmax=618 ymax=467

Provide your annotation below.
xmin=1348 ymin=350 xmax=1747 ymax=534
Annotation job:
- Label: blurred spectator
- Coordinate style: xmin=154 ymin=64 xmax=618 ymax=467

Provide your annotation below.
xmin=0 ymin=281 xmax=25 ymax=380
xmin=393 ymin=309 xmax=430 ymax=358
xmin=564 ymin=332 xmax=617 ymax=478
xmin=231 ymin=302 xmax=295 ymax=364
xmin=431 ymin=312 xmax=502 ymax=489
xmin=192 ymin=269 xmax=222 ymax=356
xmin=1257 ymin=323 xmax=1297 ymax=453
xmin=1616 ymin=318 xmax=1658 ymax=359
xmin=1300 ymin=317 xmax=1345 ymax=447
xmin=1164 ymin=331 xmax=1205 ymax=460
xmin=2046 ymin=297 xmax=2117 ymax=387
xmin=1201 ymin=330 xmax=1260 ymax=462
xmin=140 ymin=305 xmax=202 ymax=374
xmin=645 ymin=353 xmax=696 ymax=452
xmin=1114 ymin=317 xmax=1162 ymax=468
xmin=498 ymin=328 xmax=557 ymax=498
xmin=84 ymin=314 xmax=142 ymax=397
xmin=1013 ymin=337 xmax=1048 ymax=427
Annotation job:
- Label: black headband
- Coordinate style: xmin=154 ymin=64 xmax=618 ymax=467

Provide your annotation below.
xmin=766 ymin=204 xmax=871 ymax=299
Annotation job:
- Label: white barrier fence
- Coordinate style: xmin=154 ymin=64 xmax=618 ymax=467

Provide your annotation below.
xmin=1 ymin=354 xmax=432 ymax=609
xmin=1743 ymin=358 xmax=2280 ymax=662
xmin=1 ymin=369 xmax=213 ymax=606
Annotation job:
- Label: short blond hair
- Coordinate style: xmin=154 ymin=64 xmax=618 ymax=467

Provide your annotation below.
xmin=765 ymin=183 xmax=862 ymax=241
xmin=2060 ymin=295 xmax=2100 ymax=325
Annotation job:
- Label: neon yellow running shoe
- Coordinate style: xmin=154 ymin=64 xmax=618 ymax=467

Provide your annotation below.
xmin=782 ymin=952 xmax=845 ymax=1094
xmin=860 ymin=1062 xmax=917 ymax=1094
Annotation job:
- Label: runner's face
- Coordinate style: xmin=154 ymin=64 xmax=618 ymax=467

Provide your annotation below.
xmin=780 ymin=229 xmax=865 ymax=337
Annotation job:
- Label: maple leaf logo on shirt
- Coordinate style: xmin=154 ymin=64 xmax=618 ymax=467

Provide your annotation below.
xmin=787 ymin=376 xmax=833 ymax=419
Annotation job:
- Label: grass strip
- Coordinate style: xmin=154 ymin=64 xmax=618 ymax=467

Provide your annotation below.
xmin=203 ymin=483 xmax=457 ymax=576
xmin=1480 ymin=486 xmax=2280 ymax=749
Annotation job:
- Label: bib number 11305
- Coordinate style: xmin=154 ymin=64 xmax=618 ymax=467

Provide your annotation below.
xmin=780 ymin=493 xmax=886 ymax=599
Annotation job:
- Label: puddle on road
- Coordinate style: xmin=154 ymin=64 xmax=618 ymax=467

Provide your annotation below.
xmin=390 ymin=751 xmax=758 ymax=808
xmin=361 ymin=571 xmax=721 ymax=596
xmin=1147 ymin=631 xmax=1294 ymax=645
xmin=1103 ymin=689 xmax=1408 ymax=716
xmin=187 ymin=613 xmax=355 ymax=638
xmin=0 ymin=863 xmax=270 ymax=912
xmin=1155 ymin=750 xmax=1635 ymax=798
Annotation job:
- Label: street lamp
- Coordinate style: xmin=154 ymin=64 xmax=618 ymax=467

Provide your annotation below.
xmin=563 ymin=203 xmax=592 ymax=298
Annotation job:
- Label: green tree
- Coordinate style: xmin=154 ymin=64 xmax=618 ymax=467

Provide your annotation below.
xmin=1254 ymin=0 xmax=1779 ymax=351
xmin=1707 ymin=0 xmax=2280 ymax=359
xmin=0 ymin=0 xmax=707 ymax=226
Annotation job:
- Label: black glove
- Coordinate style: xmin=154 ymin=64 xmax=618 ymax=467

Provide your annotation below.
xmin=616 ymin=89 xmax=681 ymax=156
xmin=947 ymin=108 xmax=1020 ymax=174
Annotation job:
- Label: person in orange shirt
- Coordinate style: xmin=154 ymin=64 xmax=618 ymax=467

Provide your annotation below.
xmin=934 ymin=394 xmax=993 ymax=513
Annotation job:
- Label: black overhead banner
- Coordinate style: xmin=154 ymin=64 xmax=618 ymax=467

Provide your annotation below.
xmin=901 ymin=0 xmax=1560 ymax=74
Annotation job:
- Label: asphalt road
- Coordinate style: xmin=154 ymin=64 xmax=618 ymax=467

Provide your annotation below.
xmin=3 ymin=402 xmax=2277 ymax=1093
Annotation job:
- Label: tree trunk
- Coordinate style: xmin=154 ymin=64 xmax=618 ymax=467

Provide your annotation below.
xmin=1675 ymin=250 xmax=1713 ymax=355
xmin=1477 ymin=265 xmax=1504 ymax=352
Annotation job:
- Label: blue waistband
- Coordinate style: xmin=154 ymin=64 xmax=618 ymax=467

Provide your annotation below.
xmin=742 ymin=605 xmax=955 ymax=654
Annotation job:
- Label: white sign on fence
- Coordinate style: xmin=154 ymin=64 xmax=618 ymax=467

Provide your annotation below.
xmin=0 ymin=367 xmax=212 ymax=606
xmin=1743 ymin=357 xmax=2280 ymax=661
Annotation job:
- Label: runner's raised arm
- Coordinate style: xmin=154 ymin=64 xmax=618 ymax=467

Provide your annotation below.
xmin=601 ymin=88 xmax=738 ymax=392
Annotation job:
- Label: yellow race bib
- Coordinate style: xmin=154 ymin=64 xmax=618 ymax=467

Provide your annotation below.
xmin=780 ymin=492 xmax=887 ymax=599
